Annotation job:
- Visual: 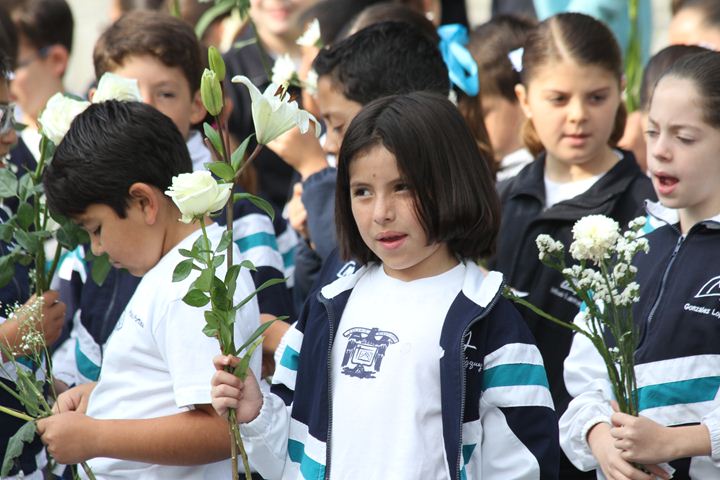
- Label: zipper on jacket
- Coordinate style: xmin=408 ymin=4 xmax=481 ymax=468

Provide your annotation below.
xmin=455 ymin=287 xmax=503 ymax=480
xmin=645 ymin=235 xmax=683 ymax=326
xmin=319 ymin=295 xmax=336 ymax=480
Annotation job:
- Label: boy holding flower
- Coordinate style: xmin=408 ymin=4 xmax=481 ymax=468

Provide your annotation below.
xmin=37 ymin=100 xmax=261 ymax=478
xmin=53 ymin=11 xmax=292 ymax=389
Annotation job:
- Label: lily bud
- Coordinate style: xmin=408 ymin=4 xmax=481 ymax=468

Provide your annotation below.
xmin=208 ymin=46 xmax=226 ymax=81
xmin=201 ymin=69 xmax=223 ymax=117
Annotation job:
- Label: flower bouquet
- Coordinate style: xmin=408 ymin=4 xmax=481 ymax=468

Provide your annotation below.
xmin=166 ymin=47 xmax=318 ymax=480
xmin=504 ymin=215 xmax=649 ymax=415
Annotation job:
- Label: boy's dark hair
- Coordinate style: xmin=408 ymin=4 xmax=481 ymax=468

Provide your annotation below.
xmin=656 ymin=50 xmax=720 ymax=129
xmin=312 ymin=21 xmax=449 ymax=105
xmin=349 ymin=3 xmax=438 ymax=42
xmin=94 ymin=10 xmax=203 ymax=94
xmin=520 ymin=12 xmax=626 ymax=156
xmin=0 ymin=5 xmax=17 ymax=68
xmin=1 ymin=0 xmax=72 ymax=53
xmin=336 ymin=92 xmax=500 ymax=263
xmin=116 ymin=0 xmax=167 ymax=13
xmin=299 ymin=0 xmax=385 ymax=45
xmin=43 ymin=100 xmax=192 ymax=219
xmin=640 ymin=44 xmax=709 ymax=111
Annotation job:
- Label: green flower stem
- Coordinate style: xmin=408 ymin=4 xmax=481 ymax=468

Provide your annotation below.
xmin=507 ymin=291 xmax=628 ymax=412
xmin=228 ymin=409 xmax=252 ymax=480
xmin=80 ymin=461 xmax=97 ymax=480
xmin=233 ymin=144 xmax=263 ymax=186
xmin=0 ymin=404 xmax=33 ymax=422
xmin=32 ymin=138 xmax=50 ymax=295
xmin=45 ymin=241 xmax=64 ymax=297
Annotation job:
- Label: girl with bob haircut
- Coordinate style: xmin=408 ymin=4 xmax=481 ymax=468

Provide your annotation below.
xmin=491 ymin=12 xmax=656 ymax=479
xmin=562 ymin=49 xmax=720 ymax=480
xmin=210 ymin=92 xmax=560 ymax=479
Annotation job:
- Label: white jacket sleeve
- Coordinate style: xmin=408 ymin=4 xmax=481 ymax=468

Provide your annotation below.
xmin=559 ymin=310 xmax=615 ymax=472
xmin=240 ymin=391 xmax=292 ymax=479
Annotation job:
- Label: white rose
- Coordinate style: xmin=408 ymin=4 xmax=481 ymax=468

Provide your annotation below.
xmin=38 ymin=93 xmax=91 ymax=145
xmin=165 ymin=171 xmax=232 ymax=224
xmin=296 ymin=18 xmax=321 ymax=47
xmin=569 ymin=215 xmax=620 ymax=263
xmin=92 ymin=72 xmax=143 ymax=103
xmin=231 ymin=75 xmax=320 ymax=145
xmin=271 ymin=54 xmax=298 ymax=86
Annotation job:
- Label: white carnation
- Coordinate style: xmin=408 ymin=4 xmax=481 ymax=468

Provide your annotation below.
xmin=38 ymin=93 xmax=91 ymax=146
xmin=165 ymin=171 xmax=232 ymax=224
xmin=271 ymin=54 xmax=298 ymax=86
xmin=569 ymin=215 xmax=620 ymax=263
xmin=296 ymin=18 xmax=321 ymax=47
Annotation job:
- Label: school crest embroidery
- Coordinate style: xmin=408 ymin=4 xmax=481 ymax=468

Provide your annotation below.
xmin=340 ymin=327 xmax=399 ymax=379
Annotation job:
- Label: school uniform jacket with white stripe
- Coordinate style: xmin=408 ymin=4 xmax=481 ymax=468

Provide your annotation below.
xmin=560 ymin=202 xmax=720 ymax=478
xmin=240 ymin=261 xmax=560 ymax=479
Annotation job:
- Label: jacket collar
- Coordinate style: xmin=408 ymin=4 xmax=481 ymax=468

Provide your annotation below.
xmin=320 ymin=261 xmax=504 ymax=308
xmin=645 ymin=200 xmax=720 ymax=230
xmin=508 ymin=149 xmax=643 ymax=211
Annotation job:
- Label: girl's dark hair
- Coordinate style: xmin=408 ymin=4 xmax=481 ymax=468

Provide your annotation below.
xmin=519 ymin=13 xmax=626 ymax=156
xmin=654 ymin=50 xmax=720 ymax=129
xmin=639 ymin=44 xmax=709 ymax=112
xmin=457 ymin=15 xmax=535 ymax=173
xmin=336 ymin=92 xmax=500 ymax=264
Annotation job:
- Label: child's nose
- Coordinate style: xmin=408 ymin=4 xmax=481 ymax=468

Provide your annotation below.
xmin=89 ymin=235 xmax=104 ymax=256
xmin=373 ymin=196 xmax=394 ymax=224
xmin=567 ymin=98 xmax=587 ymax=123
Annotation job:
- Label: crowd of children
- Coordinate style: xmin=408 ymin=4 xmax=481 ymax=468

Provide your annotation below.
xmin=0 ymin=1 xmax=719 ymax=479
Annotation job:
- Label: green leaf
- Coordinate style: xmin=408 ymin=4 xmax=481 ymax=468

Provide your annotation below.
xmin=207 ymin=162 xmax=234 ymax=182
xmin=17 ymin=174 xmax=34 ymax=202
xmin=232 ymin=192 xmax=275 ymax=222
xmin=202 ymin=323 xmax=218 ymax=337
xmin=234 ymin=277 xmax=286 ymax=311
xmin=233 ymin=337 xmax=263 ymax=380
xmin=211 ymin=277 xmax=231 ymax=311
xmin=14 ymin=203 xmax=34 ymax=230
xmin=193 ymin=234 xmax=212 ymax=256
xmin=0 ymin=223 xmax=14 ymax=242
xmin=1 ymin=421 xmax=36 ymax=477
xmin=172 ymin=259 xmax=195 ymax=282
xmin=178 ymin=248 xmax=194 ymax=258
xmin=0 ymin=255 xmax=15 ymax=289
xmin=13 ymin=229 xmax=40 ymax=254
xmin=231 ymin=134 xmax=253 ymax=172
xmin=55 ymin=220 xmax=87 ymax=250
xmin=203 ymin=122 xmax=223 ymax=158
xmin=225 ymin=264 xmax=241 ymax=298
xmin=182 ymin=289 xmax=210 ymax=307
xmin=235 ymin=319 xmax=277 ymax=356
xmin=88 ymin=251 xmax=112 ymax=287
xmin=193 ymin=268 xmax=214 ymax=292
xmin=216 ymin=230 xmax=233 ymax=253
xmin=240 ymin=259 xmax=257 ymax=272
xmin=212 ymin=254 xmax=225 ymax=268
xmin=0 ymin=169 xmax=17 ymax=198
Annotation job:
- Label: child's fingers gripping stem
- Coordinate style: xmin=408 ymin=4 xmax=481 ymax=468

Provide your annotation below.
xmin=587 ymin=422 xmax=663 ymax=480
xmin=211 ymin=355 xmax=263 ymax=422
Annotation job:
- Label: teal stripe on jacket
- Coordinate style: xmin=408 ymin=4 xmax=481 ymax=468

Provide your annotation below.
xmin=288 ymin=439 xmax=325 ymax=479
xmin=638 ymin=376 xmax=720 ymax=410
xmin=482 ymin=363 xmax=550 ymax=390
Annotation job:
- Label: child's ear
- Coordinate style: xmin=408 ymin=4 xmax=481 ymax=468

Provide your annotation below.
xmin=515 ymin=84 xmax=532 ymax=119
xmin=128 ymin=182 xmax=160 ymax=225
xmin=45 ymin=45 xmax=70 ymax=78
xmin=87 ymin=87 xmax=97 ymax=102
xmin=189 ymin=90 xmax=207 ymax=125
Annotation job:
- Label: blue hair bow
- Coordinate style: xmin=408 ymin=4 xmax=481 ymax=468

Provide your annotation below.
xmin=437 ymin=24 xmax=479 ymax=97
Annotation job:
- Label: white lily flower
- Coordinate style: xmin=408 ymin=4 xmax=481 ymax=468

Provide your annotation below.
xmin=296 ymin=18 xmax=321 ymax=47
xmin=38 ymin=93 xmax=91 ymax=146
xmin=92 ymin=72 xmax=143 ymax=103
xmin=231 ymin=75 xmax=321 ymax=145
